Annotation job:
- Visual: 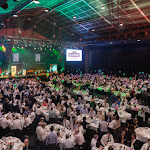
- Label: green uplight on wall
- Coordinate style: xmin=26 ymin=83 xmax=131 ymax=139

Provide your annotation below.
xmin=0 ymin=46 xmax=6 ymax=52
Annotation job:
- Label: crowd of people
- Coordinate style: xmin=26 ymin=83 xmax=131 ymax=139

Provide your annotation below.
xmin=0 ymin=73 xmax=149 ymax=150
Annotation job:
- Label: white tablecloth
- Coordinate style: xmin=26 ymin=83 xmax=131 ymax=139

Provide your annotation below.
xmin=45 ymin=124 xmax=75 ymax=150
xmin=0 ymin=136 xmax=23 ymax=150
xmin=77 ymin=114 xmax=100 ymax=130
xmin=40 ymin=106 xmax=60 ymax=121
xmin=118 ymin=110 xmax=131 ymax=123
xmin=35 ymin=96 xmax=51 ymax=105
xmin=104 ymin=143 xmax=130 ymax=150
xmin=0 ymin=112 xmax=33 ymax=130
xmin=0 ymin=113 xmax=25 ymax=130
xmin=135 ymin=127 xmax=150 ymax=143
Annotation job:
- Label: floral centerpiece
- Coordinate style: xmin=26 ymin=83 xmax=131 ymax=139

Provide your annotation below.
xmin=90 ymin=115 xmax=93 ymax=119
xmin=8 ymin=142 xmax=13 ymax=149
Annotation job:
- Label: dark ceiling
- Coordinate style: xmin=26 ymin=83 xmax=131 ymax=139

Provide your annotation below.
xmin=0 ymin=0 xmax=150 ymax=42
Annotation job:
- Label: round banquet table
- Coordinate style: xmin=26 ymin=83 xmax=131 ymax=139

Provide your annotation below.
xmin=135 ymin=127 xmax=150 ymax=143
xmin=104 ymin=143 xmax=131 ymax=150
xmin=35 ymin=96 xmax=51 ymax=105
xmin=0 ymin=113 xmax=25 ymax=130
xmin=44 ymin=124 xmax=75 ymax=150
xmin=40 ymin=106 xmax=60 ymax=121
xmin=0 ymin=136 xmax=23 ymax=150
xmin=118 ymin=110 xmax=131 ymax=123
xmin=77 ymin=114 xmax=100 ymax=130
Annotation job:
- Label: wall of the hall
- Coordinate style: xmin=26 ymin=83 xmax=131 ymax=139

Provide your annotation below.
xmin=89 ymin=42 xmax=150 ymax=75
xmin=0 ymin=28 xmax=46 ymax=40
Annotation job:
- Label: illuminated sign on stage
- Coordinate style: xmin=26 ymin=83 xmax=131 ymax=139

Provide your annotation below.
xmin=11 ymin=66 xmax=16 ymax=76
xmin=66 ymin=49 xmax=82 ymax=61
xmin=35 ymin=54 xmax=41 ymax=62
xmin=13 ymin=53 xmax=19 ymax=62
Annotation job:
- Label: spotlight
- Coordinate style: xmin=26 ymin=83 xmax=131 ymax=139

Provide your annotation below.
xmin=33 ymin=0 xmax=40 ymax=4
xmin=13 ymin=14 xmax=18 ymax=17
xmin=1 ymin=3 xmax=8 ymax=9
xmin=92 ymin=29 xmax=95 ymax=32
xmin=119 ymin=22 xmax=123 ymax=26
xmin=45 ymin=9 xmax=49 ymax=12
xmin=101 ymin=6 xmax=105 ymax=10
xmin=73 ymin=16 xmax=76 ymax=19
xmin=137 ymin=39 xmax=140 ymax=42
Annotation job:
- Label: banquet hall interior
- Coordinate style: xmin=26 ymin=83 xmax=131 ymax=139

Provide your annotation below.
xmin=0 ymin=0 xmax=150 ymax=150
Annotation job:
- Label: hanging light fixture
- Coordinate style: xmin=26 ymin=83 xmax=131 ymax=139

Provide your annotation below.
xmin=45 ymin=9 xmax=49 ymax=12
xmin=101 ymin=6 xmax=105 ymax=10
xmin=13 ymin=14 xmax=18 ymax=17
xmin=73 ymin=15 xmax=76 ymax=19
xmin=119 ymin=22 xmax=123 ymax=26
xmin=33 ymin=0 xmax=40 ymax=4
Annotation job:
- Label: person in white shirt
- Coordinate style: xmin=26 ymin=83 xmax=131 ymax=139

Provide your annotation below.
xmin=91 ymin=134 xmax=98 ymax=147
xmin=49 ymin=101 xmax=56 ymax=109
xmin=130 ymin=96 xmax=138 ymax=104
xmin=62 ymin=117 xmax=71 ymax=129
xmin=32 ymin=102 xmax=38 ymax=111
xmin=1 ymin=116 xmax=13 ymax=129
xmin=88 ymin=107 xmax=96 ymax=116
xmin=77 ymin=122 xmax=85 ymax=134
xmin=101 ymin=131 xmax=114 ymax=146
xmin=91 ymin=141 xmax=101 ymax=150
xmin=74 ymin=129 xmax=85 ymax=146
xmin=109 ymin=116 xmax=117 ymax=129
xmin=29 ymin=109 xmax=36 ymax=122
xmin=119 ymin=103 xmax=126 ymax=111
xmin=63 ymin=134 xmax=75 ymax=149
xmin=36 ymin=123 xmax=46 ymax=142
xmin=69 ymin=109 xmax=77 ymax=117
xmin=13 ymin=116 xmax=23 ymax=130
xmin=103 ymin=101 xmax=109 ymax=110
xmin=85 ymin=102 xmax=90 ymax=109
xmin=96 ymin=110 xmax=105 ymax=120
xmin=35 ymin=105 xmax=42 ymax=115
xmin=140 ymin=139 xmax=150 ymax=150
xmin=24 ymin=115 xmax=32 ymax=128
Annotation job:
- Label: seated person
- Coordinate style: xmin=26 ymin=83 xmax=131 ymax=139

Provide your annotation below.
xmin=140 ymin=139 xmax=150 ymax=150
xmin=63 ymin=134 xmax=75 ymax=149
xmin=117 ymin=130 xmax=128 ymax=145
xmin=91 ymin=141 xmax=101 ymax=150
xmin=91 ymin=134 xmax=98 ymax=148
xmin=62 ymin=117 xmax=71 ymax=129
xmin=101 ymin=130 xmax=114 ymax=146
xmin=88 ymin=107 xmax=96 ymax=116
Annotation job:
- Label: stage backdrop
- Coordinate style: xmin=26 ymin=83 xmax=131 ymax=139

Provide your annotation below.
xmin=0 ymin=46 xmax=64 ymax=74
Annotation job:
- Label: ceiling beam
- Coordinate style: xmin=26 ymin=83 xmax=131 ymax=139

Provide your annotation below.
xmin=130 ymin=0 xmax=150 ymax=24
